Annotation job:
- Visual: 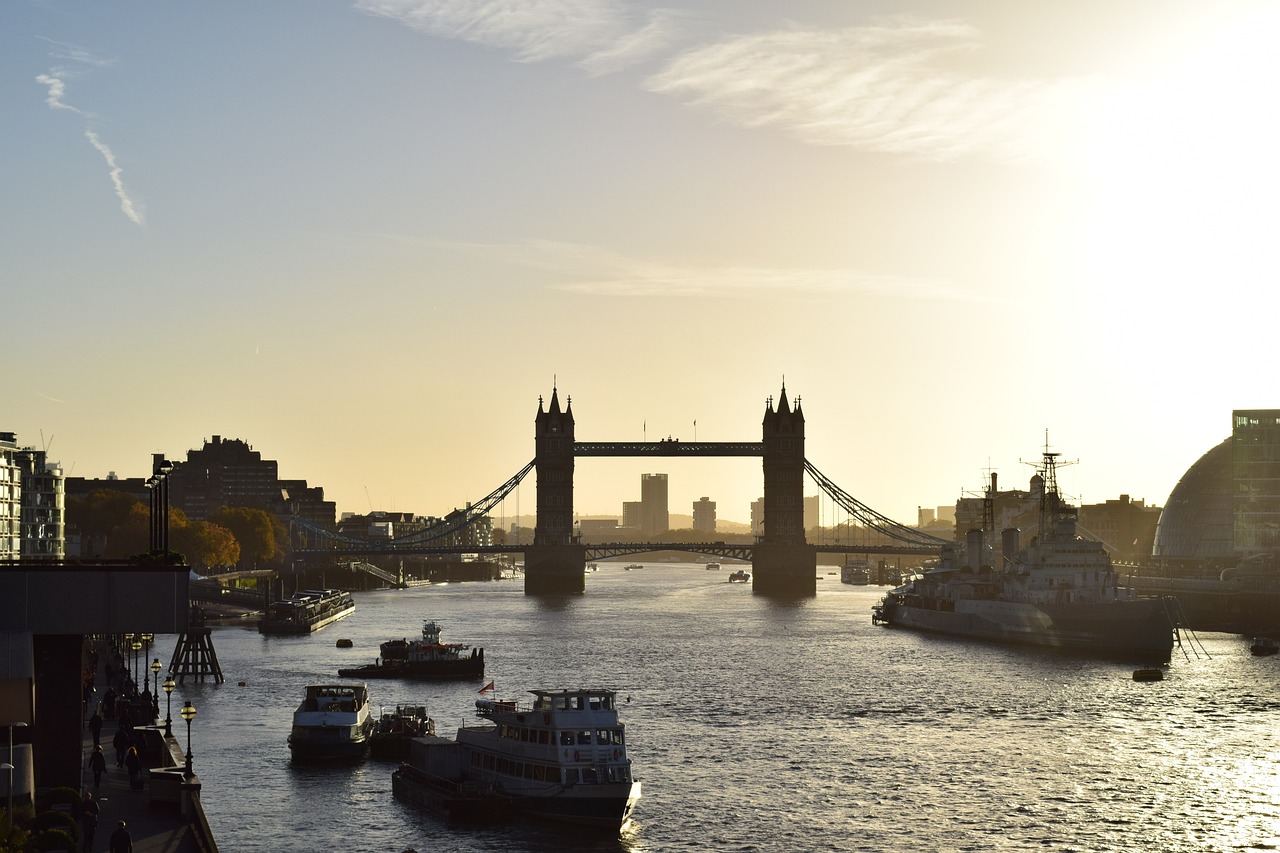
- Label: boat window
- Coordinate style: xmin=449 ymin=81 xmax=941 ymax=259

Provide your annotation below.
xmin=523 ymin=763 xmax=535 ymax=779
xmin=582 ymin=767 xmax=599 ymax=784
xmin=482 ymin=754 xmax=494 ymax=770
xmin=576 ymin=730 xmax=592 ymax=745
xmin=533 ymin=764 xmax=545 ymax=781
xmin=546 ymin=766 xmax=561 ymax=784
xmin=537 ymin=730 xmax=549 ymax=745
xmin=596 ymin=729 xmax=615 ymax=745
xmin=564 ymin=768 xmax=579 ymax=785
xmin=559 ymin=731 xmax=574 ymax=746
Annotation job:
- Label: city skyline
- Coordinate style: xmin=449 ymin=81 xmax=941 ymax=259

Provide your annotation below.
xmin=6 ymin=1 xmax=1276 ymax=524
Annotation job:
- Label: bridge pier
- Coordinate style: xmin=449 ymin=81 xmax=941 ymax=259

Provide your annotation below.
xmin=751 ymin=542 xmax=817 ymax=596
xmin=524 ymin=544 xmax=586 ymax=595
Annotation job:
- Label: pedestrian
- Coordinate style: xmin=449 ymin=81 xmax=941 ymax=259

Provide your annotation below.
xmin=124 ymin=745 xmax=142 ymax=789
xmin=74 ymin=790 xmax=100 ymax=852
xmin=117 ymin=704 xmax=133 ymax=733
xmin=89 ymin=706 xmax=104 ymax=747
xmin=103 ymin=686 xmax=116 ymax=719
xmin=88 ymin=745 xmax=107 ymax=788
xmin=108 ymin=820 xmax=133 ymax=853
xmin=113 ymin=726 xmax=129 ymax=768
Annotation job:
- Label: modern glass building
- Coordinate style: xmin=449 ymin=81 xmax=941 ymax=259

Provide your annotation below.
xmin=1152 ymin=409 xmax=1280 ymax=567
xmin=1232 ymin=409 xmax=1280 ymax=559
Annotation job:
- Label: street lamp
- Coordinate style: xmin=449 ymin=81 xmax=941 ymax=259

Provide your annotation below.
xmin=162 ymin=676 xmax=175 ymax=738
xmin=4 ymin=722 xmax=25 ymax=829
xmin=1 ymin=762 xmax=12 ymax=831
xmin=130 ymin=640 xmax=142 ymax=695
xmin=150 ymin=658 xmax=162 ymax=721
xmin=180 ymin=701 xmax=196 ymax=777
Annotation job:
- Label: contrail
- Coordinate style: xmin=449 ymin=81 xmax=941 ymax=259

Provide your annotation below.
xmin=85 ymin=130 xmax=144 ymax=226
xmin=36 ymin=70 xmax=144 ymax=227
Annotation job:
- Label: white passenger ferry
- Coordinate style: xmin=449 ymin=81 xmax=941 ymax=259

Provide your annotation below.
xmin=393 ymin=687 xmax=640 ymax=830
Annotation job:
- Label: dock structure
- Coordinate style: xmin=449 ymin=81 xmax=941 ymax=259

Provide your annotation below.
xmin=169 ymin=609 xmax=224 ymax=684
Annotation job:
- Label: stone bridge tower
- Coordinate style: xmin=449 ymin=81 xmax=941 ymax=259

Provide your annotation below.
xmin=527 ymin=387 xmax=585 ymax=593
xmin=755 ymin=385 xmax=817 ymax=595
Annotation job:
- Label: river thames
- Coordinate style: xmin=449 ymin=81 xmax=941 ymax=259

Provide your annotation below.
xmin=166 ymin=563 xmax=1278 ymax=852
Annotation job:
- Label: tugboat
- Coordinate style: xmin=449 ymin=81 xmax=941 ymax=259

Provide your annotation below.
xmin=369 ymin=704 xmax=436 ymax=760
xmin=873 ymin=450 xmax=1178 ymax=660
xmin=392 ymin=687 xmax=640 ymax=830
xmin=287 ymin=683 xmax=375 ymax=761
xmin=339 ymin=621 xmax=484 ymax=681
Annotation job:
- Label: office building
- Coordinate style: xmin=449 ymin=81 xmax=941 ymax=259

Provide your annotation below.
xmin=640 ymin=473 xmax=669 ymax=537
xmin=692 ymin=497 xmax=716 ymax=534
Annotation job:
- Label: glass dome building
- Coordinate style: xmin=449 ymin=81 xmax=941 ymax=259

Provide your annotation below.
xmin=1152 ymin=438 xmax=1233 ymax=561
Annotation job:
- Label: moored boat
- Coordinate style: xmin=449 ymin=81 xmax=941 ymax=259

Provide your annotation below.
xmin=705 ymin=561 xmax=721 ymax=571
xmin=340 ymin=621 xmax=484 ymax=681
xmin=259 ymin=588 xmax=355 ymax=635
xmin=840 ymin=561 xmax=870 ymax=585
xmin=1251 ymin=637 xmax=1279 ymax=656
xmin=873 ymin=451 xmax=1178 ymax=661
xmin=287 ymin=683 xmax=375 ymax=761
xmin=392 ymin=687 xmax=640 ymax=831
xmin=369 ymin=704 xmax=436 ymax=760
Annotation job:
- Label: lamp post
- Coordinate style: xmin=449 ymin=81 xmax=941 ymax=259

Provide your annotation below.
xmin=150 ymin=658 xmax=162 ymax=721
xmin=1 ymin=762 xmax=11 ymax=830
xmin=162 ymin=676 xmax=175 ymax=738
xmin=5 ymin=721 xmax=26 ymax=827
xmin=180 ymin=701 xmax=196 ymax=777
xmin=130 ymin=640 xmax=142 ymax=695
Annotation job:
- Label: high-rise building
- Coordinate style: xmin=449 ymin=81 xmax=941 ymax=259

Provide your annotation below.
xmin=167 ymin=435 xmax=335 ymax=527
xmin=621 ymin=501 xmax=643 ymax=530
xmin=803 ymin=495 xmax=819 ymax=530
xmin=692 ymin=497 xmax=716 ymax=533
xmin=750 ymin=497 xmax=764 ymax=536
xmin=0 ymin=433 xmax=21 ymax=558
xmin=1233 ymin=409 xmax=1280 ymax=559
xmin=640 ymin=473 xmax=669 ymax=537
xmin=0 ymin=433 xmax=66 ymax=560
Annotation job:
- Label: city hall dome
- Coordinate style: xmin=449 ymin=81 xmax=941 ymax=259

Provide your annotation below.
xmin=1152 ymin=438 xmax=1233 ymax=559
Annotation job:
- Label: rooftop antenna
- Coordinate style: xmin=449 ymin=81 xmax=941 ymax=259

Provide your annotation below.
xmin=364 ymin=486 xmax=373 ymax=512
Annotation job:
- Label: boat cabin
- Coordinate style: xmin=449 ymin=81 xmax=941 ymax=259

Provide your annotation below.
xmin=300 ymin=684 xmax=368 ymax=713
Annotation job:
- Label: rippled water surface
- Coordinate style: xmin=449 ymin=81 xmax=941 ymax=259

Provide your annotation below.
xmin=172 ymin=564 xmax=1280 ymax=852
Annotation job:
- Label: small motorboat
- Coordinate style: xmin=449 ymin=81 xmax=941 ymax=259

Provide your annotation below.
xmin=727 ymin=570 xmax=750 ymax=583
xmin=1132 ymin=668 xmax=1165 ymax=682
xmin=1251 ymin=637 xmax=1279 ymax=656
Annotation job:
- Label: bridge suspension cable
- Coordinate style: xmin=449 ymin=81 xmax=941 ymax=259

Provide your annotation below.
xmin=804 ymin=459 xmax=949 ymax=548
xmin=385 ymin=459 xmax=535 ymax=547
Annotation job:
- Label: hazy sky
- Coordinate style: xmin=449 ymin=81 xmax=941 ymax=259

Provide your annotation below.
xmin=5 ymin=1 xmax=1277 ymax=526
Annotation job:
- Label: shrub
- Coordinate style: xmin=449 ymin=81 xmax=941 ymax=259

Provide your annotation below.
xmin=33 ymin=810 xmax=77 ymax=841
xmin=33 ymin=827 xmax=75 ymax=852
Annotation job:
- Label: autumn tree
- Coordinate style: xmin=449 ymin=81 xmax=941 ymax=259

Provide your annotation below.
xmin=210 ymin=506 xmax=280 ymax=569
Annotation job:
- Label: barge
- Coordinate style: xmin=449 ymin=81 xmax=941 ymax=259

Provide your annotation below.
xmin=259 ymin=588 xmax=355 ymax=635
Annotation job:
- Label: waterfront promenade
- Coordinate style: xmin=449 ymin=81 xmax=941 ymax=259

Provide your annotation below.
xmin=79 ymin=645 xmax=213 ymax=853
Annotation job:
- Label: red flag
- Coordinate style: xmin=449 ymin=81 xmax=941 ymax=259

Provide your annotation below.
xmin=478 ymin=681 xmax=495 ymax=694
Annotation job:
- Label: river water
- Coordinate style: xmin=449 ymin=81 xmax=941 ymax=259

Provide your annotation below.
xmin=169 ymin=563 xmax=1279 ymax=853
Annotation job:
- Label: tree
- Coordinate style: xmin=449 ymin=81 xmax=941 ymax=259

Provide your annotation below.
xmin=170 ymin=521 xmax=239 ymax=571
xmin=210 ymin=506 xmax=279 ymax=569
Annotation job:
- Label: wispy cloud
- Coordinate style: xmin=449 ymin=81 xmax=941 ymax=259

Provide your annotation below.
xmin=462 ymin=238 xmax=972 ymax=301
xmin=646 ymin=19 xmax=1097 ymax=163
xmin=355 ymin=0 xmax=679 ymax=71
xmin=34 ymin=46 xmax=144 ymax=227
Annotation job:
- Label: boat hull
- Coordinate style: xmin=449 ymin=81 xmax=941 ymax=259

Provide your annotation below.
xmin=338 ymin=657 xmax=484 ymax=680
xmin=260 ymin=601 xmax=355 ymax=635
xmin=879 ymin=596 xmax=1175 ymax=659
xmin=287 ymin=732 xmax=371 ymax=761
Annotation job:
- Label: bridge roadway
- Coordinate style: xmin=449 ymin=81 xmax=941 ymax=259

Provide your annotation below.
xmin=289 ymin=542 xmax=941 ymax=561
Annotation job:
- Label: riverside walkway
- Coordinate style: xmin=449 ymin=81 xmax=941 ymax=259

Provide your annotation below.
xmin=80 ymin=644 xmax=213 ymax=853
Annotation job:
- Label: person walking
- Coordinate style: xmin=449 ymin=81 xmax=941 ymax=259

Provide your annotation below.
xmin=89 ymin=706 xmax=104 ymax=747
xmin=88 ymin=744 xmax=107 ymax=788
xmin=108 ymin=820 xmax=133 ymax=853
xmin=112 ymin=725 xmax=129 ymax=768
xmin=124 ymin=745 xmax=142 ymax=790
xmin=75 ymin=790 xmax=100 ymax=852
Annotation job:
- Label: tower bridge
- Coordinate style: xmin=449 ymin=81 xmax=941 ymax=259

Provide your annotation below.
xmin=293 ymin=385 xmax=947 ymax=596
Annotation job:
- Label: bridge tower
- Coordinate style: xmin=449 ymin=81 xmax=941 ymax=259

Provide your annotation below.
xmin=527 ymin=387 xmax=586 ymax=594
xmin=755 ymin=385 xmax=817 ymax=595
